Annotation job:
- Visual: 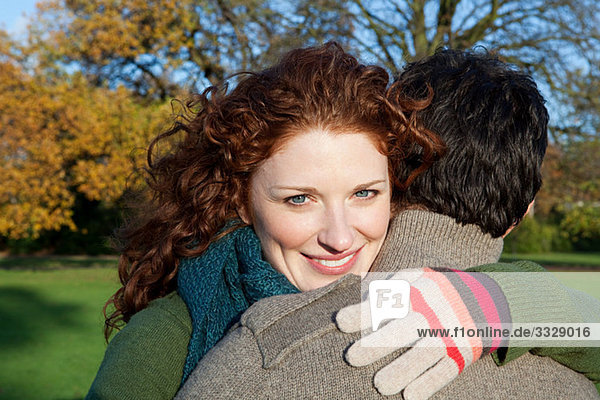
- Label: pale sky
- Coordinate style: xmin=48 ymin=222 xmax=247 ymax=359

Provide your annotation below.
xmin=0 ymin=0 xmax=40 ymax=35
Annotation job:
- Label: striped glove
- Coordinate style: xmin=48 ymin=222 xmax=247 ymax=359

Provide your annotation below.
xmin=336 ymin=268 xmax=510 ymax=400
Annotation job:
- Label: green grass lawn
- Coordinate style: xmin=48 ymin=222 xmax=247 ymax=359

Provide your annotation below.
xmin=500 ymin=252 xmax=600 ymax=268
xmin=0 ymin=255 xmax=118 ymax=270
xmin=497 ymin=252 xmax=600 ymax=300
xmin=0 ymin=266 xmax=120 ymax=400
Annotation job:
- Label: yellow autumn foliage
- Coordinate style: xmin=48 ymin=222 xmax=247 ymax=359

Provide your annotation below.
xmin=0 ymin=38 xmax=171 ymax=239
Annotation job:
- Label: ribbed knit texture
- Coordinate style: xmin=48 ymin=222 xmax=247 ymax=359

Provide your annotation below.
xmin=176 ymin=225 xmax=299 ymax=385
xmin=372 ymin=210 xmax=503 ymax=272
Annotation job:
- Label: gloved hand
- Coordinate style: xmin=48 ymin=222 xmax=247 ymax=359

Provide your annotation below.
xmin=336 ymin=268 xmax=510 ymax=399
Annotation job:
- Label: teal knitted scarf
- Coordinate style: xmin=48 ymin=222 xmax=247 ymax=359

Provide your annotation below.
xmin=177 ymin=225 xmax=300 ymax=385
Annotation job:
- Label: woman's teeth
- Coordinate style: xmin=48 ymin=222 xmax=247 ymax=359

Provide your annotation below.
xmin=313 ymin=253 xmax=354 ymax=267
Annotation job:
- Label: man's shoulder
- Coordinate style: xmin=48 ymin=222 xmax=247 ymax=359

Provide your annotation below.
xmin=177 ymin=274 xmax=389 ymax=399
xmin=242 ymin=273 xmax=361 ymax=327
xmin=240 ymin=274 xmax=361 ymax=364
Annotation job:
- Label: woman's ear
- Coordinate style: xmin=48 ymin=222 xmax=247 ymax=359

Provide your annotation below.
xmin=237 ymin=206 xmax=252 ymax=225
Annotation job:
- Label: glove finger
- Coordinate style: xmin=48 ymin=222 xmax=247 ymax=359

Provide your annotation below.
xmin=336 ymin=299 xmax=371 ymax=333
xmin=345 ymin=313 xmax=425 ymax=366
xmin=403 ymin=357 xmax=460 ymax=400
xmin=374 ymin=337 xmax=445 ymax=395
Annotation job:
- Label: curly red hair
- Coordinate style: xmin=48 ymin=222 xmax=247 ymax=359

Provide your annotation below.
xmin=104 ymin=42 xmax=444 ymax=339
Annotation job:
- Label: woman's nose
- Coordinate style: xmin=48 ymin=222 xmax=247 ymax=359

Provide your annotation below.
xmin=317 ymin=206 xmax=354 ymax=253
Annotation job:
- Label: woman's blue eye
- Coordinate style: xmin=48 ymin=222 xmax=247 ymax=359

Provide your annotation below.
xmin=289 ymin=195 xmax=307 ymax=204
xmin=355 ymin=190 xmax=371 ymax=198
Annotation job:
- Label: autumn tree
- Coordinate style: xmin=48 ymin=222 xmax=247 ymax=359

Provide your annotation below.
xmin=31 ymin=0 xmax=354 ymax=99
xmin=0 ymin=31 xmax=170 ymax=240
xmin=30 ymin=0 xmax=600 ymax=136
xmin=348 ymin=0 xmax=599 ymax=91
xmin=1 ymin=0 xmax=354 ymax=243
xmin=0 ymin=34 xmax=74 ymax=239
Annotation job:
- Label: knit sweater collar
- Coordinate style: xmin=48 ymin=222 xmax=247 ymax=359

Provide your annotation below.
xmin=372 ymin=210 xmax=504 ymax=272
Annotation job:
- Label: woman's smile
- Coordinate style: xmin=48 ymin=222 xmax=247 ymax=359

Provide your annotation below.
xmin=302 ymin=246 xmax=363 ymax=275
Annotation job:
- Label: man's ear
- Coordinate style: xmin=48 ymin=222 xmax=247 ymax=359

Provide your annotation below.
xmin=502 ymin=200 xmax=535 ymax=238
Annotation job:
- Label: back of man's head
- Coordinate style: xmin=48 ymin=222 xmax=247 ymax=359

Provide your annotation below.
xmin=393 ymin=48 xmax=548 ymax=238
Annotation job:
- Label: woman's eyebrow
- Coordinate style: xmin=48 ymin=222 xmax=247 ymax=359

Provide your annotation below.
xmin=271 ymin=186 xmax=319 ymax=194
xmin=352 ymin=179 xmax=387 ymax=191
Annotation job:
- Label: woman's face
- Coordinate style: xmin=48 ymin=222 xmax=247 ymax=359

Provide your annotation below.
xmin=244 ymin=128 xmax=391 ymax=291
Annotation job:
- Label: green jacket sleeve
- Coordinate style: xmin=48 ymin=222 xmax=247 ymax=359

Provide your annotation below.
xmin=467 ymin=261 xmax=600 ymax=393
xmin=85 ymin=292 xmax=192 ymax=400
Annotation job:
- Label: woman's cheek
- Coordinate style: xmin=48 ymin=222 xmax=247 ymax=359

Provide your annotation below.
xmin=354 ymin=198 xmax=391 ymax=240
xmin=258 ymin=207 xmax=319 ymax=249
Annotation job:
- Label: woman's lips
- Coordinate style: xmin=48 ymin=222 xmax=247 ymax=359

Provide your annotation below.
xmin=302 ymin=246 xmax=363 ymax=275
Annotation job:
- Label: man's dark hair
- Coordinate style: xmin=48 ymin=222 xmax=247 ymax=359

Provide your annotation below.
xmin=392 ymin=48 xmax=549 ymax=238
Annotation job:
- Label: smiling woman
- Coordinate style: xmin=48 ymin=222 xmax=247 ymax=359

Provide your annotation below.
xmin=85 ymin=42 xmax=442 ymax=399
xmin=245 ymin=129 xmax=391 ymax=291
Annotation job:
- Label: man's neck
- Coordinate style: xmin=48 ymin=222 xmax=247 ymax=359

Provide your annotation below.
xmin=372 ymin=210 xmax=504 ymax=272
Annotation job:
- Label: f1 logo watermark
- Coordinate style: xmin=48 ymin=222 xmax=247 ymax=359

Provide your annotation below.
xmin=369 ymin=279 xmax=411 ymax=331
